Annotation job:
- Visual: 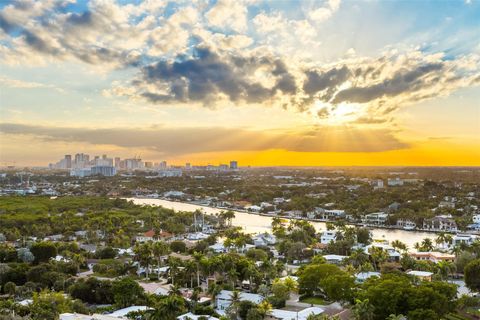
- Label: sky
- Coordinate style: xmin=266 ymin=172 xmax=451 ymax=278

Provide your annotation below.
xmin=0 ymin=0 xmax=479 ymax=167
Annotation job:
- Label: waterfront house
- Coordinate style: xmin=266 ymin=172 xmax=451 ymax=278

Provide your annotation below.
xmin=452 ymin=234 xmax=477 ymax=246
xmin=423 ymin=216 xmax=458 ymax=232
xmin=362 ymin=212 xmax=389 ymax=226
xmin=313 ymin=207 xmax=346 ymax=220
xmin=409 ymin=251 xmax=455 ymax=264
xmin=396 ymin=219 xmax=416 ymax=230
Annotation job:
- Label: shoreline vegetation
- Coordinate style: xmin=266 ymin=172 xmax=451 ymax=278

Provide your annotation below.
xmin=127 ymin=196 xmax=479 ymax=236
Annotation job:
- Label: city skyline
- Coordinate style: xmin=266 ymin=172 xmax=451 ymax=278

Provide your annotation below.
xmin=0 ymin=0 xmax=479 ymax=166
xmin=49 ymin=152 xmax=239 ymax=170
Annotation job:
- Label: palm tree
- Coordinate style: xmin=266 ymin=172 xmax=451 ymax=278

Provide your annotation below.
xmin=134 ymin=242 xmax=153 ymax=278
xmin=437 ymin=260 xmax=456 ymax=281
xmin=435 ymin=233 xmax=452 ymax=250
xmin=257 ymin=300 xmax=273 ymax=319
xmin=348 ymin=248 xmax=370 ymax=267
xmin=208 ymin=283 xmax=222 ymax=308
xmin=149 ymin=294 xmax=186 ymax=320
xmin=193 ymin=252 xmax=204 ymax=288
xmin=391 ymin=240 xmax=408 ymax=252
xmin=152 ymin=241 xmax=170 ymax=277
xmin=227 ymin=290 xmax=241 ymax=319
xmin=352 ymin=299 xmax=374 ymax=320
xmin=414 ymin=242 xmax=421 ymax=251
xmin=421 ymin=238 xmax=434 ymax=252
xmin=368 ymin=246 xmax=389 ymax=271
xmin=168 ymin=257 xmax=182 ymax=286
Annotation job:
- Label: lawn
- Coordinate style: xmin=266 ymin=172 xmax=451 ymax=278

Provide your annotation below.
xmin=300 ymin=296 xmax=328 ymax=305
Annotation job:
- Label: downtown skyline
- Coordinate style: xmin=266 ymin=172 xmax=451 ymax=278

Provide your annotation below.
xmin=0 ymin=0 xmax=479 ymax=167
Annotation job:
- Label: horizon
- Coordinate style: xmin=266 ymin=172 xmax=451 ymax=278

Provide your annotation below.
xmin=1 ymin=0 xmax=479 ymax=166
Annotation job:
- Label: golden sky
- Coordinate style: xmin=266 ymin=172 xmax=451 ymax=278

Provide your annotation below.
xmin=0 ymin=0 xmax=479 ymax=166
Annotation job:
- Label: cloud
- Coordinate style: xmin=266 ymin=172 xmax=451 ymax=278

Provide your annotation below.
xmin=308 ymin=0 xmax=342 ymax=23
xmin=332 ymin=62 xmax=444 ymax=104
xmin=131 ymin=46 xmax=299 ymax=106
xmin=205 ymin=0 xmax=248 ymax=33
xmin=0 ymin=76 xmax=65 ymax=93
xmin=0 ymin=123 xmax=409 ymax=154
xmin=0 ymin=0 xmax=479 ymax=125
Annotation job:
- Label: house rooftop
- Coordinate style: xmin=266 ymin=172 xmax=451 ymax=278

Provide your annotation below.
xmin=407 ymin=270 xmax=433 ymax=277
xmin=108 ymin=306 xmax=152 ymax=317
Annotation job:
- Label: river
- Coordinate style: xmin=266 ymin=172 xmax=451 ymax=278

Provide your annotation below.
xmin=126 ymin=197 xmax=437 ymax=248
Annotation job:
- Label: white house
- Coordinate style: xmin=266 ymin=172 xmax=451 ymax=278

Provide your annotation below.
xmin=453 ymin=234 xmax=477 ymax=246
xmin=355 ymin=272 xmax=381 ymax=283
xmin=209 ymin=242 xmax=255 ymax=254
xmin=216 ymin=290 xmax=264 ymax=315
xmin=322 ymin=254 xmax=347 ymax=265
xmin=364 ymin=243 xmax=401 ymax=262
xmin=320 ymin=230 xmax=337 ymax=244
xmin=363 ymin=212 xmax=389 ymax=226
xmin=312 ymin=208 xmax=346 ymax=220
xmin=177 ymin=313 xmax=219 ymax=320
xmin=108 ymin=306 xmax=153 ymax=318
xmin=247 ymin=205 xmax=262 ymax=212
xmin=473 ymin=214 xmax=480 ymax=224
xmin=267 ymin=307 xmax=324 ymax=320
xmin=60 ymin=314 xmax=119 ymax=320
xmin=253 ymin=233 xmax=277 ymax=247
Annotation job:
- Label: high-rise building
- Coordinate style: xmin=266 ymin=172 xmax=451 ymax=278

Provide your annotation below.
xmin=74 ymin=153 xmax=90 ymax=168
xmin=160 ymin=161 xmax=167 ymax=169
xmin=64 ymin=155 xmax=72 ymax=169
xmin=114 ymin=157 xmax=121 ymax=168
xmin=125 ymin=158 xmax=143 ymax=170
xmin=145 ymin=161 xmax=153 ymax=168
xmin=91 ymin=166 xmax=116 ymax=176
xmin=230 ymin=160 xmax=238 ymax=170
xmin=185 ymin=163 xmax=191 ymax=169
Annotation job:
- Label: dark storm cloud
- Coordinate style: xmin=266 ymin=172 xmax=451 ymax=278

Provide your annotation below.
xmin=0 ymin=123 xmax=409 ymax=154
xmin=0 ymin=14 xmax=16 ymax=33
xmin=140 ymin=47 xmax=297 ymax=105
xmin=332 ymin=63 xmax=444 ymax=104
xmin=303 ymin=65 xmax=350 ymax=95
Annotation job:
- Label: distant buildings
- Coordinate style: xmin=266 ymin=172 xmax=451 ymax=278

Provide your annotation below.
xmin=388 ymin=177 xmax=404 ymax=186
xmin=91 ymin=166 xmax=116 ymax=177
xmin=49 ymin=153 xmax=240 ymax=173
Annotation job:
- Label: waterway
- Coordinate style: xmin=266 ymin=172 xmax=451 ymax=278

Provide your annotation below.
xmin=126 ymin=198 xmax=437 ymax=248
